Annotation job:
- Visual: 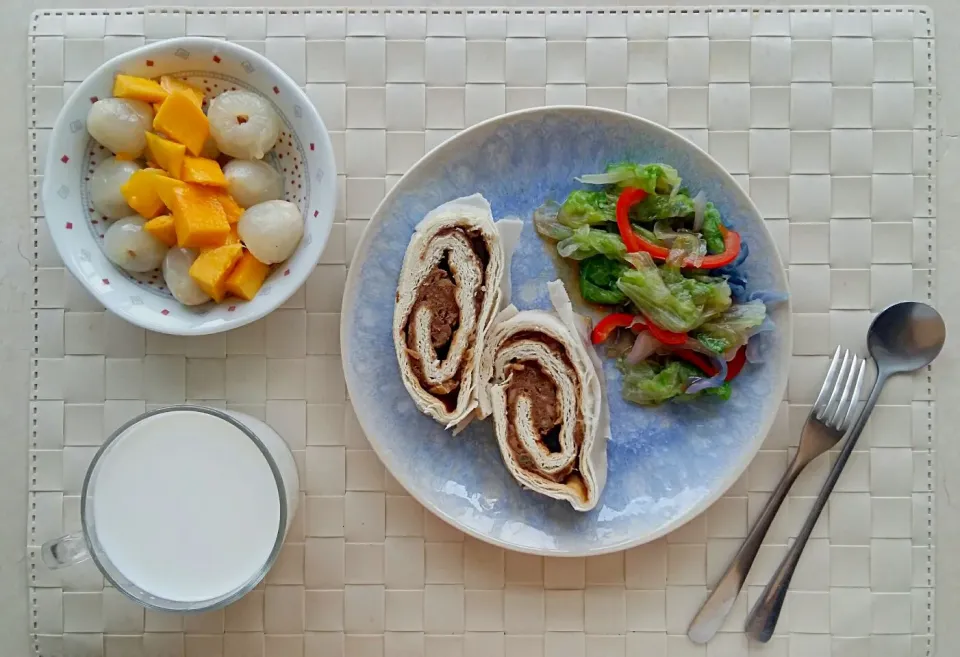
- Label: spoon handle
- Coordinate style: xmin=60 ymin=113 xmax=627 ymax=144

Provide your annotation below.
xmin=686 ymin=451 xmax=807 ymax=643
xmin=745 ymin=368 xmax=887 ymax=642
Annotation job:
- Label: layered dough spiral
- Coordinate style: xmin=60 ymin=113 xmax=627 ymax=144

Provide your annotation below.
xmin=478 ymin=281 xmax=609 ymax=511
xmin=394 ymin=194 xmax=517 ymax=429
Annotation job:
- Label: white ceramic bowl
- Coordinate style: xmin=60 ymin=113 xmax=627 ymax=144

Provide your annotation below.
xmin=43 ymin=37 xmax=336 ymax=335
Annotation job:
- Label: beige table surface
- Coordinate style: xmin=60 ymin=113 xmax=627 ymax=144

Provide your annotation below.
xmin=3 ymin=1 xmax=958 ymax=655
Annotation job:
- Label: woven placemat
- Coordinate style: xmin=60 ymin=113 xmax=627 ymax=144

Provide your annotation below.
xmin=28 ymin=7 xmax=936 ymax=657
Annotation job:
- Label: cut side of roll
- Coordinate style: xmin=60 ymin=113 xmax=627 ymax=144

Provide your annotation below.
xmin=394 ymin=194 xmax=520 ymax=429
xmin=479 ymin=281 xmax=610 ymax=511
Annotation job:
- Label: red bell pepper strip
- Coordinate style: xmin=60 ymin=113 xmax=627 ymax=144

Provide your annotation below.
xmin=700 ymin=227 xmax=741 ymax=269
xmin=673 ymin=350 xmax=719 ymax=377
xmin=673 ymin=345 xmax=748 ymax=381
xmin=595 ymin=312 xmax=689 ymax=346
xmin=591 ymin=313 xmax=635 ymax=344
xmin=615 ymin=187 xmax=648 ymax=253
xmin=725 ymin=345 xmax=747 ymax=381
xmin=615 ymin=188 xmax=742 ymax=269
xmin=644 ymin=321 xmax=688 ymax=346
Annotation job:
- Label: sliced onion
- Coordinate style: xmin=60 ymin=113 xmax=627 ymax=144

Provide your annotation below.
xmin=576 ymin=171 xmax=631 ymax=185
xmin=626 ymin=331 xmax=662 ymax=365
xmin=692 ymin=190 xmax=706 ymax=232
xmin=533 ymin=200 xmax=570 ymax=241
xmin=606 ymin=329 xmax=636 ymax=359
xmin=667 ymin=232 xmax=705 ymax=269
xmin=625 ymin=251 xmax=657 ymax=271
xmin=686 ymin=353 xmax=728 ymax=394
xmin=653 ymin=220 xmax=679 ymax=245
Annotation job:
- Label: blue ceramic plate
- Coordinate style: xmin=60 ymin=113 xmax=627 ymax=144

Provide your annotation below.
xmin=342 ymin=107 xmax=790 ymax=555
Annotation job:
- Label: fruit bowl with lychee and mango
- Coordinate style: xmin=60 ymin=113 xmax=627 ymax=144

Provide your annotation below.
xmin=43 ymin=37 xmax=336 ymax=335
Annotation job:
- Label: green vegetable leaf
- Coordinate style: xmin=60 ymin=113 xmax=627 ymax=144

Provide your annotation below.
xmin=679 ymin=381 xmax=732 ymax=402
xmin=619 ymin=358 xmax=734 ymax=405
xmin=696 ymin=333 xmax=730 ymax=354
xmin=694 ymin=300 xmax=767 ymax=352
xmin=701 ymin=202 xmax=725 ymax=254
xmin=705 ymin=382 xmax=732 ymax=400
xmin=557 ymin=226 xmax=628 ymax=261
xmin=577 ymin=162 xmax=681 ymax=195
xmin=558 ymin=190 xmax=616 ymax=228
xmin=579 ymin=255 xmax=628 ymax=305
xmin=631 ymin=193 xmax=695 ymax=222
xmin=618 ymin=358 xmax=701 ymax=405
xmin=533 ymin=200 xmax=573 ymax=242
xmin=617 ymin=253 xmax=732 ymax=333
xmin=581 ymin=278 xmax=627 ymax=305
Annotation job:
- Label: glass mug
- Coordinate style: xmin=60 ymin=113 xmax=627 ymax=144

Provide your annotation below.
xmin=42 ymin=405 xmax=299 ymax=612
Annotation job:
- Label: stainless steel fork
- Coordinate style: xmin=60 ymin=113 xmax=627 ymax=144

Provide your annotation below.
xmin=687 ymin=347 xmax=867 ymax=644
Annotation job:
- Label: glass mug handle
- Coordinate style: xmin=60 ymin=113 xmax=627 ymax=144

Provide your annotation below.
xmin=41 ymin=533 xmax=90 ymax=569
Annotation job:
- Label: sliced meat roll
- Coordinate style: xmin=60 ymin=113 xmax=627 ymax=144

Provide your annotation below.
xmin=479 ymin=281 xmax=610 ymax=511
xmin=394 ymin=194 xmax=511 ymax=429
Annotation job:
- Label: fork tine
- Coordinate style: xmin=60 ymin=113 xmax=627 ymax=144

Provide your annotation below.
xmin=813 ymin=346 xmax=843 ymax=413
xmin=829 ymin=355 xmax=859 ymax=428
xmin=839 ymin=359 xmax=868 ymax=431
xmin=819 ymin=349 xmax=850 ymax=421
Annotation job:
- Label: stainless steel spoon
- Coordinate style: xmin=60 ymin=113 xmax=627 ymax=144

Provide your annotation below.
xmin=745 ymin=301 xmax=945 ymax=642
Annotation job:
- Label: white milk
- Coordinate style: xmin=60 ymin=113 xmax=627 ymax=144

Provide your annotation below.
xmin=92 ymin=410 xmax=286 ymax=603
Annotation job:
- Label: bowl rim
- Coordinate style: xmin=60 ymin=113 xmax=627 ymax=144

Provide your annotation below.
xmin=42 ymin=36 xmax=337 ymax=336
xmin=342 ymin=105 xmax=792 ymax=555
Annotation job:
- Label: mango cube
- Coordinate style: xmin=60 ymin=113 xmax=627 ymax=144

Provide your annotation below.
xmin=113 ymin=74 xmax=169 ymax=104
xmin=159 ymin=75 xmax=205 ymax=108
xmin=153 ymin=175 xmax=187 ymax=209
xmin=181 ymin=157 xmax=227 ymax=187
xmin=120 ymin=169 xmax=168 ymax=219
xmin=202 ymin=225 xmax=241 ymax=252
xmin=168 ymin=184 xmax=230 ymax=249
xmin=145 ymin=132 xmax=186 ymax=179
xmin=223 ymin=225 xmax=241 ymax=246
xmin=153 ymin=90 xmax=210 ymax=156
xmin=214 ymin=192 xmax=244 ymax=224
xmin=189 ymin=243 xmax=244 ymax=302
xmin=225 ymin=251 xmax=270 ymax=301
xmin=143 ymin=214 xmax=178 ymax=247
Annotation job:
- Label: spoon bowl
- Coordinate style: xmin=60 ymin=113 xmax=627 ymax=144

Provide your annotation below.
xmin=868 ymin=301 xmax=946 ymax=374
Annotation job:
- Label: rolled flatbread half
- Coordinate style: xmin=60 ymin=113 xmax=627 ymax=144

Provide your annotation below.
xmin=479 ymin=281 xmax=609 ymax=511
xmin=394 ymin=194 xmax=509 ymax=429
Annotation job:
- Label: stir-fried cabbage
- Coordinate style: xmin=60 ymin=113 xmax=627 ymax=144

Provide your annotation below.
xmin=631 ymin=192 xmax=695 ymax=222
xmin=578 ymin=162 xmax=681 ymax=194
xmin=618 ymin=358 xmax=731 ymax=405
xmin=557 ymin=190 xmax=616 ymax=228
xmin=557 ymin=226 xmax=628 ymax=261
xmin=617 ymin=253 xmax=731 ymax=333
xmin=692 ymin=299 xmax=767 ymax=353
xmin=579 ymin=255 xmax=628 ymax=305
xmin=701 ymin=202 xmax=726 ymax=254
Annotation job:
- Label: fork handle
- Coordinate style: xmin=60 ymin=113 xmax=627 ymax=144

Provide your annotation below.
xmin=745 ymin=372 xmax=887 ymax=642
xmin=686 ymin=449 xmax=809 ymax=644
